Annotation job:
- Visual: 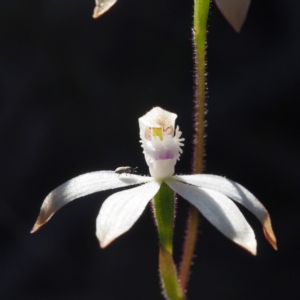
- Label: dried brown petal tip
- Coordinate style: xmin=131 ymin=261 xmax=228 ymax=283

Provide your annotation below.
xmin=30 ymin=207 xmax=54 ymax=233
xmin=263 ymin=215 xmax=277 ymax=250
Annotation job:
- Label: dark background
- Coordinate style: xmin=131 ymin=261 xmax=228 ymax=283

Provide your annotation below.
xmin=0 ymin=0 xmax=299 ymax=299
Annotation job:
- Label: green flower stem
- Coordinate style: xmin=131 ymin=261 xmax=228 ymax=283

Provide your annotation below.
xmin=153 ymin=182 xmax=175 ymax=253
xmin=159 ymin=246 xmax=184 ymax=300
xmin=154 ymin=182 xmax=184 ymax=299
xmin=179 ymin=0 xmax=210 ymax=292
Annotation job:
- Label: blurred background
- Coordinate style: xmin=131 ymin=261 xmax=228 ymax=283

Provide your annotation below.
xmin=0 ymin=0 xmax=299 ymax=299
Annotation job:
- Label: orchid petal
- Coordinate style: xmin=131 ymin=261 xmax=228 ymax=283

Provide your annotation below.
xmin=31 ymin=171 xmax=152 ymax=233
xmin=174 ymin=174 xmax=277 ymax=249
xmin=166 ymin=179 xmax=257 ymax=255
xmin=93 ymin=0 xmax=117 ymax=19
xmin=96 ymin=180 xmax=161 ymax=248
xmin=215 ymin=0 xmax=251 ymax=32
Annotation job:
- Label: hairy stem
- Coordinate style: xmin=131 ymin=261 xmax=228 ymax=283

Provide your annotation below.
xmin=179 ymin=0 xmax=210 ymax=293
xmin=154 ymin=183 xmax=184 ymax=299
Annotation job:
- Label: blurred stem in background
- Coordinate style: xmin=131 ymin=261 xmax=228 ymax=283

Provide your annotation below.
xmin=179 ymin=0 xmax=210 ymax=293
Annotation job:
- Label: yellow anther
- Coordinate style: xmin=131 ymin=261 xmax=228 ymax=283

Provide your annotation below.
xmin=152 ymin=127 xmax=163 ymax=140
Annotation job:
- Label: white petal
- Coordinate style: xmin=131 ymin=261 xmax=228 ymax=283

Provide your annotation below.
xmin=215 ymin=0 xmax=251 ymax=32
xmin=174 ymin=174 xmax=277 ymax=249
xmin=139 ymin=107 xmax=177 ymax=131
xmin=174 ymin=175 xmax=266 ymax=223
xmin=166 ymin=179 xmax=256 ymax=254
xmin=93 ymin=0 xmax=117 ymax=19
xmin=31 ymin=171 xmax=152 ymax=232
xmin=96 ymin=180 xmax=161 ymax=248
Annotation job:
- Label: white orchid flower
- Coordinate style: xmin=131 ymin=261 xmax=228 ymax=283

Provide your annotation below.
xmin=31 ymin=107 xmax=276 ymax=255
xmin=92 ymin=0 xmax=251 ymax=32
